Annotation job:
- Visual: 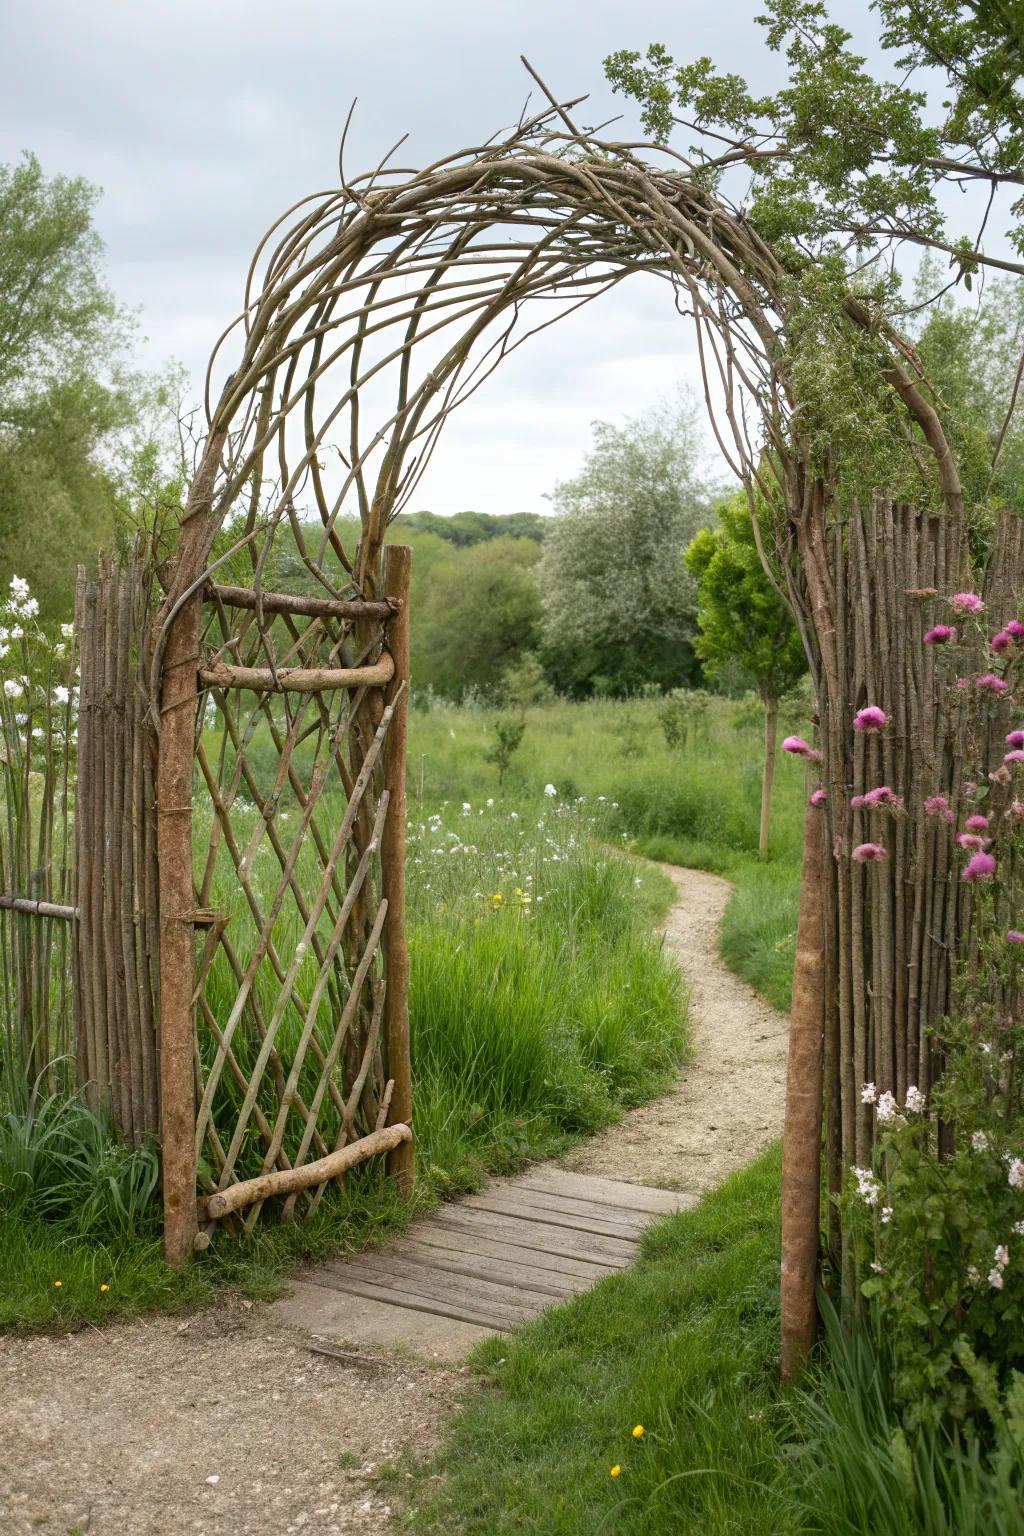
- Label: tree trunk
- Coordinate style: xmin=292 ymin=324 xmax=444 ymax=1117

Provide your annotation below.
xmin=759 ymin=696 xmax=778 ymax=859
xmin=780 ymin=798 xmax=826 ymax=1382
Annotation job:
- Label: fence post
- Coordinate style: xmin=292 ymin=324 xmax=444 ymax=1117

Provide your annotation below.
xmin=157 ymin=590 xmax=200 ymax=1265
xmin=381 ymin=544 xmax=414 ymax=1196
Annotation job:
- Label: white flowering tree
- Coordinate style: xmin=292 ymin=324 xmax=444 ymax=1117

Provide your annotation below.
xmin=0 ymin=576 xmax=77 ymax=1090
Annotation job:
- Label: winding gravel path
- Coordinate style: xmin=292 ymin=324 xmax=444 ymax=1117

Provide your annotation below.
xmin=0 ymin=864 xmax=789 ymax=1536
xmin=566 ymin=864 xmax=789 ymax=1194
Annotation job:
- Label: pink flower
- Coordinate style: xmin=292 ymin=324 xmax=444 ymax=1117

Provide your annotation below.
xmin=957 ymin=833 xmax=987 ymax=851
xmin=809 ymin=788 xmax=827 ymax=807
xmin=853 ymin=706 xmax=887 ymax=733
xmin=924 ymin=624 xmax=957 ymax=645
xmin=951 ymin=592 xmax=984 ymax=615
xmin=962 ymin=851 xmax=996 ymax=882
xmin=1006 ymin=751 xmax=1024 ymax=765
xmin=1008 ymin=620 xmax=1024 ymax=640
xmin=924 ymin=795 xmax=950 ymax=817
xmin=1009 ymin=931 xmax=1024 ymax=945
xmin=852 ymin=841 xmax=887 ymax=863
xmin=782 ymin=735 xmax=821 ymax=763
xmin=991 ymin=765 xmax=1013 ymax=786
xmin=1009 ymin=1159 xmax=1024 ymax=1190
xmin=977 ymin=674 xmax=1010 ymax=695
xmin=1008 ymin=800 xmax=1024 ymax=823
xmin=965 ymin=814 xmax=990 ymax=832
xmin=992 ymin=630 xmax=1014 ymax=653
xmin=1007 ymin=731 xmax=1024 ymax=750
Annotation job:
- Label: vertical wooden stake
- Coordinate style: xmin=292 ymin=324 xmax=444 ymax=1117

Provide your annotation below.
xmin=780 ymin=797 xmax=826 ymax=1382
xmin=157 ymin=591 xmax=200 ymax=1266
xmin=381 ymin=544 xmax=414 ymax=1196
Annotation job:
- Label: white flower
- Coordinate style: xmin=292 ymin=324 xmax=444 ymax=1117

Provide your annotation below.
xmin=870 ymin=1261 xmax=885 ymax=1274
xmin=486 ymin=798 xmax=494 ymax=808
xmin=544 ymin=783 xmax=556 ymax=797
xmin=462 ymin=802 xmax=471 ymax=813
xmin=994 ymin=1244 xmax=1010 ymax=1270
xmin=3 ymin=679 xmax=21 ymax=698
xmin=60 ymin=623 xmax=74 ymax=639
xmin=509 ymin=811 xmax=518 ymax=821
xmin=881 ymin=1206 xmax=893 ymax=1225
xmin=967 ymin=1265 xmax=981 ymax=1284
xmin=989 ymin=1268 xmax=1005 ymax=1291
xmin=1014 ymin=1221 xmax=1024 ymax=1236
xmin=9 ymin=576 xmax=28 ymax=598
xmin=1009 ymin=1158 xmax=1024 ymax=1190
xmin=876 ymin=1091 xmax=903 ymax=1126
xmin=972 ymin=1130 xmax=990 ymax=1152
xmin=19 ymin=597 xmax=38 ymax=618
xmin=861 ymin=1082 xmax=877 ymax=1105
xmin=905 ymin=1085 xmax=926 ymax=1114
xmin=852 ymin=1167 xmax=881 ymax=1206
xmin=9 ymin=626 xmax=22 ymax=640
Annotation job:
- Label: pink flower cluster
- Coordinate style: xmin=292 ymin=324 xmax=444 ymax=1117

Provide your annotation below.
xmin=853 ymin=706 xmax=887 ymax=734
xmin=962 ymin=851 xmax=997 ymax=883
xmin=782 ymin=735 xmax=821 ymax=763
xmin=852 ymin=841 xmax=887 ymax=863
xmin=851 ymin=785 xmax=903 ymax=810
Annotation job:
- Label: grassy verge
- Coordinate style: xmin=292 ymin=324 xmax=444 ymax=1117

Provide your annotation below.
xmin=404 ymin=1147 xmax=800 ymax=1535
xmin=0 ymin=800 xmax=685 ymax=1331
xmin=410 ymin=693 xmax=807 ymax=1011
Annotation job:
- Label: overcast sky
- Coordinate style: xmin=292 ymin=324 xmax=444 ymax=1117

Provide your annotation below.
xmin=3 ymin=0 xmax=882 ymax=513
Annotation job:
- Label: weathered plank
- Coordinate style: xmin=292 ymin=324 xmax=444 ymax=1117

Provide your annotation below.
xmin=320 ymin=1254 xmax=544 ymax=1321
xmin=473 ymin=1183 xmax=656 ymax=1232
xmin=404 ymin=1223 xmax=616 ymax=1283
xmin=392 ymin=1239 xmax=590 ymax=1298
xmin=306 ymin=1272 xmax=515 ymax=1332
xmin=515 ymin=1168 xmax=694 ymax=1216
xmin=428 ymin=1207 xmax=635 ymax=1267
xmin=461 ymin=1190 xmax=648 ymax=1241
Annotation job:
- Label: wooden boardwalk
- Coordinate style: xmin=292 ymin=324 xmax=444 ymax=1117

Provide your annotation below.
xmin=275 ymin=1168 xmax=694 ymax=1351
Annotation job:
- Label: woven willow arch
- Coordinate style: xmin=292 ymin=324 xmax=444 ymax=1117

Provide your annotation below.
xmin=149 ymin=79 xmax=990 ymax=1381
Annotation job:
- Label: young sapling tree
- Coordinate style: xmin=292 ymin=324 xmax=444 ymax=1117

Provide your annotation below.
xmin=686 ymin=493 xmax=807 ymax=856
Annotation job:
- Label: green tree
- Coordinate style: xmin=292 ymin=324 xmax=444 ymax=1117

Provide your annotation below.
xmin=414 ymin=536 xmax=543 ymax=698
xmin=686 ymin=493 xmax=807 ymax=856
xmin=0 ymin=153 xmax=175 ymax=614
xmin=538 ymin=397 xmax=713 ymax=696
xmin=606 ymin=1 xmax=1024 ymax=281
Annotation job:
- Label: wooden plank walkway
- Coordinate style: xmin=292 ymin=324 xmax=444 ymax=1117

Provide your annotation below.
xmin=277 ymin=1169 xmax=695 ymax=1349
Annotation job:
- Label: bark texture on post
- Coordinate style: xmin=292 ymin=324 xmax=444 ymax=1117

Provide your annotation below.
xmin=73 ymin=547 xmax=160 ymax=1144
xmin=759 ymin=696 xmax=778 ymax=859
xmin=780 ymin=798 xmax=826 ymax=1382
xmin=381 ymin=544 xmax=414 ymax=1196
xmin=157 ymin=591 xmax=200 ymax=1267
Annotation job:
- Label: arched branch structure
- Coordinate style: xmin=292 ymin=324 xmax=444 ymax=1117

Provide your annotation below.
xmin=140 ymin=84 xmax=1007 ymax=1336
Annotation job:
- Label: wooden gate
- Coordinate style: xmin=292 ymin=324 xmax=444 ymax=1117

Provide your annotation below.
xmin=156 ymin=546 xmax=413 ymax=1263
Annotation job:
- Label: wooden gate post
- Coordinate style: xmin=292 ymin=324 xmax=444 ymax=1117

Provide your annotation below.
xmin=780 ymin=797 xmax=826 ymax=1380
xmin=381 ymin=544 xmax=414 ymax=1196
xmin=157 ymin=591 xmax=201 ymax=1266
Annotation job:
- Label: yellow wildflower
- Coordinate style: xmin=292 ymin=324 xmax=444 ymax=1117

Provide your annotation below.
xmin=53 ymin=1280 xmax=62 ymax=1289
xmin=100 ymin=1284 xmax=109 ymax=1293
xmin=610 ymin=1465 xmax=621 ymax=1478
xmin=632 ymin=1424 xmax=645 ymax=1439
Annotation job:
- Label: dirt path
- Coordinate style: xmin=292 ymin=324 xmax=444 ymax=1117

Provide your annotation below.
xmin=0 ymin=865 xmax=788 ymax=1536
xmin=565 ymin=864 xmax=789 ymax=1193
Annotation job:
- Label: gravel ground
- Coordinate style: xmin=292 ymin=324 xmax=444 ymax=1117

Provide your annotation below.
xmin=0 ymin=863 xmax=787 ymax=1536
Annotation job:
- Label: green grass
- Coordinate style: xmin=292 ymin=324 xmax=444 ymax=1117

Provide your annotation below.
xmin=403 ymin=1146 xmax=1024 ymax=1536
xmin=405 ymin=1147 xmax=800 ymax=1535
xmin=410 ymin=692 xmax=807 ymax=1011
xmin=0 ymin=795 xmax=686 ymax=1331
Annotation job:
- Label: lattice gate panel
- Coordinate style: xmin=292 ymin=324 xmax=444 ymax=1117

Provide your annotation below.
xmin=180 ymin=554 xmax=412 ymax=1243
